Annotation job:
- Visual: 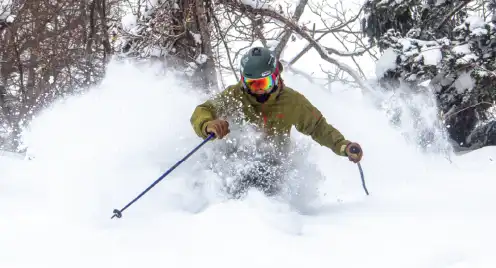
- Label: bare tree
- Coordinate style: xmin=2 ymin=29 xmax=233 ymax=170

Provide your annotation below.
xmin=305 ymin=0 xmax=377 ymax=79
xmin=116 ymin=0 xmax=218 ymax=92
xmin=0 ymin=0 xmax=382 ymax=151
xmin=215 ymin=0 xmax=375 ymax=92
xmin=0 ymin=0 xmax=114 ymax=151
xmin=114 ymin=0 xmax=372 ymax=94
xmin=207 ymin=0 xmax=289 ymax=86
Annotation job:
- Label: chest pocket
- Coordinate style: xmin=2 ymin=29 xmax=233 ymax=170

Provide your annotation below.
xmin=264 ymin=109 xmax=291 ymax=134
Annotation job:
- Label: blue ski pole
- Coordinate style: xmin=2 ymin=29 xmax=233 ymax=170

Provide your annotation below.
xmin=111 ymin=133 xmax=215 ymax=219
xmin=357 ymin=162 xmax=369 ymax=195
xmin=349 ymin=146 xmax=369 ymax=195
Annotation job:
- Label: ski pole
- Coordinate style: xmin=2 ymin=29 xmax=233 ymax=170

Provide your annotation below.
xmin=349 ymin=146 xmax=369 ymax=195
xmin=357 ymin=162 xmax=369 ymax=195
xmin=111 ymin=133 xmax=215 ymax=219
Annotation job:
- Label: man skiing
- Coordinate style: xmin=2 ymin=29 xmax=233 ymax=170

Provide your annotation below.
xmin=190 ymin=47 xmax=363 ymax=197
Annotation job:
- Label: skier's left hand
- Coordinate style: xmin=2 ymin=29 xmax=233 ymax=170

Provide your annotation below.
xmin=345 ymin=142 xmax=363 ymax=163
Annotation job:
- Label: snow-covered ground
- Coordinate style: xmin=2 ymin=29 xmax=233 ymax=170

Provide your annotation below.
xmin=1 ymin=61 xmax=495 ymax=268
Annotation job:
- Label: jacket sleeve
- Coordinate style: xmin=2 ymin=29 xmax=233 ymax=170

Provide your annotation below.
xmin=190 ymin=86 xmax=235 ymax=139
xmin=293 ymin=93 xmax=350 ymax=156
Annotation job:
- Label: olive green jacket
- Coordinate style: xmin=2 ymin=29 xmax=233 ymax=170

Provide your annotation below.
xmin=190 ymin=81 xmax=350 ymax=156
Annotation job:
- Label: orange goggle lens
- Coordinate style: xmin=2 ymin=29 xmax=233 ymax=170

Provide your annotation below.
xmin=243 ymin=76 xmax=274 ymax=93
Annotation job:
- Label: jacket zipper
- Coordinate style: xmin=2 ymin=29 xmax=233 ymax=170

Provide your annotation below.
xmin=261 ymin=104 xmax=267 ymax=128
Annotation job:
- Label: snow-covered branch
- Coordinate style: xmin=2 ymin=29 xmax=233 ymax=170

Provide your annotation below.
xmin=324 ymin=45 xmax=375 ymax=57
xmin=436 ymin=0 xmax=473 ymax=30
xmin=371 ymin=5 xmax=496 ymax=149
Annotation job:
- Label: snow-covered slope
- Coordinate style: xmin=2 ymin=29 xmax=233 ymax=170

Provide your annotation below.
xmin=1 ymin=62 xmax=495 ymax=268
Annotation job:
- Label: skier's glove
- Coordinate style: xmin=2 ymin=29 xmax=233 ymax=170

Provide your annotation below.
xmin=345 ymin=142 xmax=363 ymax=163
xmin=204 ymin=119 xmax=230 ymax=139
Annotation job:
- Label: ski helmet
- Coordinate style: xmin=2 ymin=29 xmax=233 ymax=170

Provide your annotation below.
xmin=240 ymin=47 xmax=282 ymax=95
xmin=240 ymin=47 xmax=278 ymax=79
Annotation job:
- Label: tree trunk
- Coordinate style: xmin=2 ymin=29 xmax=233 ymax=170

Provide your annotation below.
xmin=195 ymin=0 xmax=218 ymax=91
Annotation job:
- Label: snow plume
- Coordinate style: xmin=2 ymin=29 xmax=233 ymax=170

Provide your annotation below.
xmin=373 ymin=45 xmax=453 ymax=154
xmin=372 ymin=82 xmax=453 ymax=156
xmin=17 ymin=60 xmax=326 ymax=221
xmin=19 ymin=61 xmax=219 ymax=214
xmin=2 ymin=60 xmax=496 ymax=268
xmin=200 ymin=122 xmax=325 ymax=212
xmin=371 ymin=14 xmax=496 ymax=149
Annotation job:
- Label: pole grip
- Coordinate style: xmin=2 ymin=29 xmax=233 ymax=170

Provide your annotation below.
xmin=349 ymin=146 xmax=361 ymax=154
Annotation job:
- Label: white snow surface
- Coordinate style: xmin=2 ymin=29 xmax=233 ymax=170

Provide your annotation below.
xmin=240 ymin=0 xmax=270 ymax=9
xmin=375 ymin=48 xmax=398 ymax=78
xmin=435 ymin=0 xmax=446 ymax=6
xmin=465 ymin=16 xmax=486 ymax=31
xmin=454 ymin=71 xmax=475 ymax=94
xmin=121 ymin=13 xmax=137 ymax=32
xmin=192 ymin=32 xmax=202 ymax=45
xmin=454 ymin=16 xmax=488 ymax=37
xmin=1 ymin=61 xmax=496 ymax=268
xmin=195 ymin=54 xmax=208 ymax=65
xmin=421 ymin=46 xmax=442 ymax=66
xmin=453 ymin=44 xmax=471 ymax=55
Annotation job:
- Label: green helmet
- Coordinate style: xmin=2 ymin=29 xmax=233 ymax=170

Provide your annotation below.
xmin=240 ymin=47 xmax=278 ymax=79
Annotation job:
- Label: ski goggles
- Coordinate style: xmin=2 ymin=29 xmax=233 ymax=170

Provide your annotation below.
xmin=243 ymin=75 xmax=275 ymax=93
xmin=242 ymin=70 xmax=279 ymax=94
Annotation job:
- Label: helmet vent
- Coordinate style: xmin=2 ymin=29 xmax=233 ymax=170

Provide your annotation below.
xmin=251 ymin=47 xmax=261 ymax=56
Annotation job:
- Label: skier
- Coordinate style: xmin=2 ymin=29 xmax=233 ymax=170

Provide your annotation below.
xmin=190 ymin=47 xmax=363 ymax=197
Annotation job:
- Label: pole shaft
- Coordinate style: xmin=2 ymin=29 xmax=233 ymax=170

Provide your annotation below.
xmin=112 ymin=133 xmax=215 ymax=219
xmin=357 ymin=163 xmax=369 ymax=195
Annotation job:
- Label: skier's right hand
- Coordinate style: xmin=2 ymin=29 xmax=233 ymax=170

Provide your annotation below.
xmin=204 ymin=119 xmax=230 ymax=139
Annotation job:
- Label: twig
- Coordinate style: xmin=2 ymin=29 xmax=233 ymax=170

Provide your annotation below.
xmin=274 ymin=0 xmax=308 ymax=58
xmin=221 ymin=0 xmax=374 ymax=92
xmin=436 ymin=0 xmax=472 ymax=30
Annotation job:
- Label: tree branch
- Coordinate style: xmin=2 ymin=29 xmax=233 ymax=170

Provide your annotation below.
xmin=287 ymin=31 xmax=329 ymax=66
xmin=324 ymin=45 xmax=374 ymax=57
xmin=274 ymin=0 xmax=308 ymax=58
xmin=436 ymin=0 xmax=472 ymax=30
xmin=330 ymin=31 xmax=366 ymax=78
xmin=219 ymin=0 xmax=374 ymax=92
xmin=211 ymin=7 xmax=239 ymax=80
